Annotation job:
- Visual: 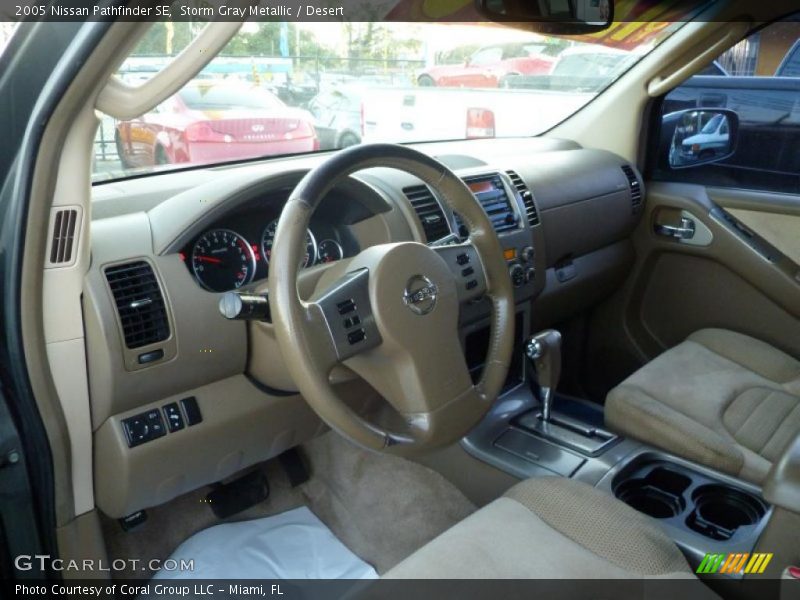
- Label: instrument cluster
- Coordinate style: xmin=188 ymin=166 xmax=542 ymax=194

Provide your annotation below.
xmin=183 ymin=216 xmax=347 ymax=293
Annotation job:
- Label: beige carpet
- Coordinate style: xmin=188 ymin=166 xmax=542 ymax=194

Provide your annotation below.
xmin=101 ymin=432 xmax=475 ymax=579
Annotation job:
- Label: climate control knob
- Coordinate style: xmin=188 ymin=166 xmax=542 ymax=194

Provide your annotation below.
xmin=520 ymin=246 xmax=535 ymax=263
xmin=509 ymin=263 xmax=525 ymax=288
xmin=525 ymin=267 xmax=536 ymax=283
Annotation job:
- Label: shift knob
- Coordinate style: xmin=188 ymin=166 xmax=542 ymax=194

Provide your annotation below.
xmin=525 ymin=329 xmax=562 ymax=421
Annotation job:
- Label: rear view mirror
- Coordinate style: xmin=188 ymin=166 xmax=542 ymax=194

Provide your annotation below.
xmin=663 ymin=109 xmax=739 ymax=170
xmin=475 ymin=0 xmax=613 ymax=34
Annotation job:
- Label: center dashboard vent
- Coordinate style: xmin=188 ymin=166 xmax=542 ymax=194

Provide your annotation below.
xmin=506 ymin=170 xmax=540 ymax=226
xmin=621 ymin=165 xmax=642 ymax=214
xmin=105 ymin=261 xmax=170 ymax=350
xmin=403 ymin=185 xmax=451 ymax=243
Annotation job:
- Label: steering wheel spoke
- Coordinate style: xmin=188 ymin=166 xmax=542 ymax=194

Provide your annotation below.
xmin=307 ymin=268 xmax=382 ymax=363
xmin=434 ymin=242 xmax=488 ymax=303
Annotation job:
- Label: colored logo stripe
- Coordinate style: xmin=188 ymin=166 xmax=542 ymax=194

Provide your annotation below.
xmin=696 ymin=553 xmax=773 ymax=575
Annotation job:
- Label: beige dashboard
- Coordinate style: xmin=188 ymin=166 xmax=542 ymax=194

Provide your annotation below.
xmin=87 ymin=137 xmax=643 ymax=517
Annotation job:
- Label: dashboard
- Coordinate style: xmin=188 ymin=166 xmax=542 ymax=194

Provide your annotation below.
xmin=86 ymin=137 xmax=644 ymax=518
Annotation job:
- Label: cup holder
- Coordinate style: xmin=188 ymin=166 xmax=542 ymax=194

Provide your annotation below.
xmin=687 ymin=484 xmax=766 ymax=541
xmin=612 ymin=458 xmax=769 ymax=546
xmin=615 ymin=467 xmax=690 ymax=519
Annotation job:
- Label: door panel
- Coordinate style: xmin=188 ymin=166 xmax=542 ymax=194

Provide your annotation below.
xmin=586 ymin=181 xmax=800 ymax=390
xmin=639 ymin=252 xmax=800 ymax=358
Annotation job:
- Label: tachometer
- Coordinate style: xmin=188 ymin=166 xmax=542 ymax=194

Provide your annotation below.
xmin=191 ymin=229 xmax=256 ymax=292
xmin=317 ymin=239 xmax=344 ymax=263
xmin=261 ymin=219 xmax=317 ymax=268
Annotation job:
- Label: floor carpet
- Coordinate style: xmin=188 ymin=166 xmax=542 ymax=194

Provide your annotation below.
xmin=101 ymin=432 xmax=475 ymax=579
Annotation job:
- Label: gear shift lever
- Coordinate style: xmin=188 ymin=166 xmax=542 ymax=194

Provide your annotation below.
xmin=525 ymin=329 xmax=562 ymax=422
xmin=517 ymin=329 xmax=618 ymax=456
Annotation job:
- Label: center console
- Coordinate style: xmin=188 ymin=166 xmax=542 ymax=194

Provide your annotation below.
xmin=463 ymin=329 xmax=773 ymax=577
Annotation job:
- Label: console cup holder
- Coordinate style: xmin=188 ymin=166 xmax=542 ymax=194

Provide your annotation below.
xmin=611 ymin=457 xmax=769 ymax=544
xmin=687 ymin=484 xmax=766 ymax=541
xmin=615 ymin=467 xmax=689 ymax=519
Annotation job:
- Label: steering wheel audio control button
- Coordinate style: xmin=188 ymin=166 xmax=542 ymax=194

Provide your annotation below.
xmin=343 ymin=315 xmax=361 ymax=329
xmin=347 ymin=329 xmax=367 ymax=345
xmin=336 ymin=299 xmax=356 ymax=315
xmin=312 ymin=268 xmax=382 ymax=361
xmin=456 ymin=253 xmax=470 ymax=266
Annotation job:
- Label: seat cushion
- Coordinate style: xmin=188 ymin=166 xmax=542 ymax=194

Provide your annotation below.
xmin=606 ymin=328 xmax=800 ymax=483
xmin=383 ymin=477 xmax=691 ymax=579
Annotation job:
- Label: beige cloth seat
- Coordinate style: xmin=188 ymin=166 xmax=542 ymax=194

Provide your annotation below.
xmin=606 ymin=329 xmax=800 ymax=484
xmin=384 ymin=477 xmax=692 ymax=579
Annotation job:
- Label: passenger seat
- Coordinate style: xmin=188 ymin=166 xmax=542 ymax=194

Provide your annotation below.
xmin=606 ymin=329 xmax=800 ymax=484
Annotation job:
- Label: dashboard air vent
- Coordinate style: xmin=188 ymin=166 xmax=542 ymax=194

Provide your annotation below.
xmin=621 ymin=165 xmax=642 ymax=214
xmin=506 ymin=170 xmax=539 ymax=226
xmin=105 ymin=261 xmax=170 ymax=350
xmin=403 ymin=185 xmax=451 ymax=243
xmin=48 ymin=208 xmax=79 ymax=264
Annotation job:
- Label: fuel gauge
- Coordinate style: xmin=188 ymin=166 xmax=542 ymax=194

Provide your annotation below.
xmin=317 ymin=239 xmax=344 ymax=264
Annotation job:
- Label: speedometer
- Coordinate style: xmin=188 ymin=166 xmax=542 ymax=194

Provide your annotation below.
xmin=191 ymin=229 xmax=256 ymax=292
xmin=261 ymin=219 xmax=317 ymax=268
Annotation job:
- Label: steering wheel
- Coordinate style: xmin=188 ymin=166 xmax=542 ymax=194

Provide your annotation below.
xmin=268 ymin=144 xmax=514 ymax=454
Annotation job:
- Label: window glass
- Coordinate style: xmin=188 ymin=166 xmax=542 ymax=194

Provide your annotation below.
xmin=93 ymin=20 xmax=680 ymax=183
xmin=653 ymin=16 xmax=800 ymax=194
xmin=469 ymin=47 xmax=503 ymax=66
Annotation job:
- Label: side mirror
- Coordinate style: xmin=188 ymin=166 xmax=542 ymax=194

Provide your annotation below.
xmin=663 ymin=108 xmax=739 ymax=170
xmin=475 ymin=0 xmax=613 ymax=34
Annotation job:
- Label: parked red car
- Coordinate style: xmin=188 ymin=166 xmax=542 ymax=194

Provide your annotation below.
xmin=417 ymin=41 xmax=557 ymax=88
xmin=115 ymin=82 xmax=320 ymax=169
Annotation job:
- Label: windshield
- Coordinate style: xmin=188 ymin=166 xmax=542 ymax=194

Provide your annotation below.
xmin=94 ymin=21 xmax=680 ymax=182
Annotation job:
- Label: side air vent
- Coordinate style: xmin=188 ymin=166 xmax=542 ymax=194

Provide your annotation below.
xmin=403 ymin=185 xmax=451 ymax=243
xmin=105 ymin=261 xmax=170 ymax=350
xmin=48 ymin=208 xmax=79 ymax=265
xmin=621 ymin=165 xmax=642 ymax=214
xmin=506 ymin=170 xmax=540 ymax=226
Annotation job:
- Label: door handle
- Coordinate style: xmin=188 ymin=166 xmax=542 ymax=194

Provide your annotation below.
xmin=655 ymin=217 xmax=696 ymax=240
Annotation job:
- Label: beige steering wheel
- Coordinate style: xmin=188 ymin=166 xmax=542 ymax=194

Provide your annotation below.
xmin=268 ymin=144 xmax=514 ymax=454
